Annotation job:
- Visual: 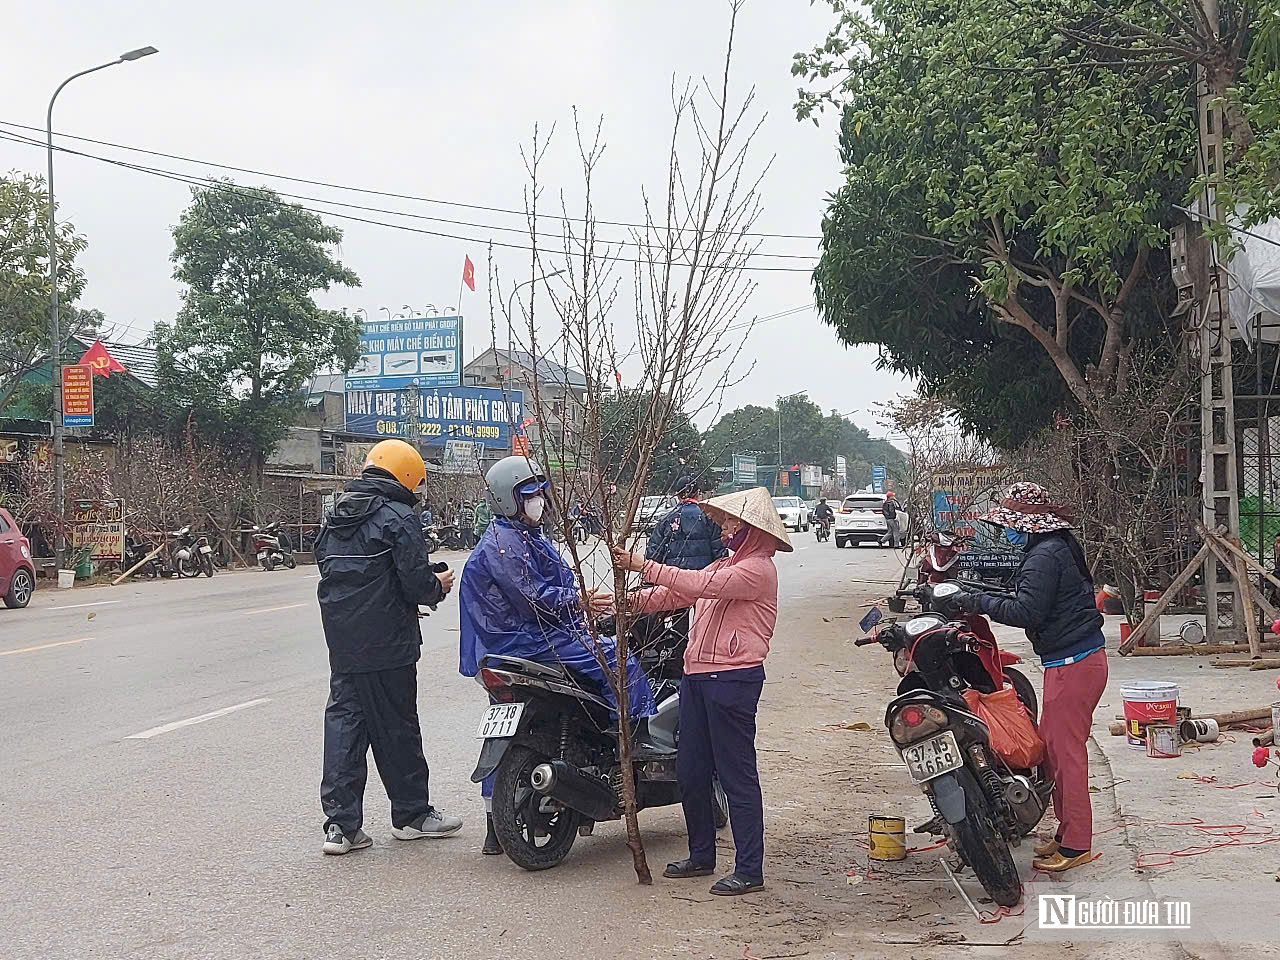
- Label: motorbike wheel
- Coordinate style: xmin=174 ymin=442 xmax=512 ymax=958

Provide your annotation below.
xmin=202 ymin=555 xmax=215 ymax=578
xmin=1003 ymin=666 xmax=1039 ymax=723
xmin=177 ymin=557 xmax=199 ymax=578
xmin=262 ymin=555 xmax=275 ymax=572
xmin=713 ymin=777 xmax=729 ymax=830
xmin=492 ymin=745 xmax=582 ymax=871
xmin=285 ymin=553 xmax=297 ymax=569
xmin=948 ymin=769 xmax=1022 ymax=908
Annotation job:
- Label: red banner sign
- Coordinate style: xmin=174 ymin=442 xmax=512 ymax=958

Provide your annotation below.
xmin=62 ymin=364 xmax=94 ymax=427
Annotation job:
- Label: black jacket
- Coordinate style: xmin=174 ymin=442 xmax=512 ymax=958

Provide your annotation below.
xmin=813 ymin=503 xmax=835 ymax=522
xmin=980 ymin=533 xmax=1104 ymax=663
xmin=315 ymin=471 xmax=446 ymax=673
xmin=646 ymin=501 xmax=727 ymax=570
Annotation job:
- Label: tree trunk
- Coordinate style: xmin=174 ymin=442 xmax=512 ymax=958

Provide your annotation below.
xmin=612 ymin=565 xmax=652 ymax=884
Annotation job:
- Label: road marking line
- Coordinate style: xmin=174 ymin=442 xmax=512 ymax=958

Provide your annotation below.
xmin=124 ymin=698 xmax=272 ymax=740
xmin=241 ymin=602 xmax=307 ymax=615
xmin=48 ymin=599 xmax=120 ymax=610
xmin=0 ymin=637 xmax=90 ymax=657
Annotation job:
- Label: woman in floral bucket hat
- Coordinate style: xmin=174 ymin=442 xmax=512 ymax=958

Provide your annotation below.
xmin=954 ymin=482 xmax=1106 ymax=873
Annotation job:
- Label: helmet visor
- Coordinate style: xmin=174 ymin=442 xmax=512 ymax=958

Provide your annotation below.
xmin=515 ymin=477 xmax=549 ymax=498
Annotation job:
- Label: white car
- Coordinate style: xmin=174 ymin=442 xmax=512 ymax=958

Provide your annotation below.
xmin=635 ymin=495 xmax=679 ymax=533
xmin=834 ymin=493 xmax=909 ymax=548
xmin=772 ymin=496 xmax=810 ymax=532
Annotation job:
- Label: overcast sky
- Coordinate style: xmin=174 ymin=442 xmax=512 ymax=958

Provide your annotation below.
xmin=1 ymin=0 xmax=909 ymax=432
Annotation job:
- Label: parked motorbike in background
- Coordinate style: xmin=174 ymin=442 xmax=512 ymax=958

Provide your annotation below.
xmin=422 ymin=522 xmax=442 ymax=555
xmin=163 ymin=526 xmax=215 ymax=578
xmin=856 ymin=581 xmax=1047 ymax=907
xmin=124 ymin=534 xmax=160 ymax=578
xmin=471 ymin=612 xmax=727 ymax=871
xmin=252 ymin=521 xmax=296 ymax=571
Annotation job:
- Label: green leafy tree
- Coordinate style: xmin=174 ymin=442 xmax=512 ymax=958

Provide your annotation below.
xmin=794 ymin=0 xmax=1195 ymax=441
xmin=0 ymin=171 xmax=90 ymax=413
xmin=163 ymin=181 xmax=361 ymax=485
xmin=600 ymin=389 xmax=708 ymax=492
xmin=702 ymin=393 xmax=903 ymax=482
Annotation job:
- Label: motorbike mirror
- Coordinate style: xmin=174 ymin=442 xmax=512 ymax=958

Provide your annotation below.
xmin=932 ymin=581 xmax=960 ymax=599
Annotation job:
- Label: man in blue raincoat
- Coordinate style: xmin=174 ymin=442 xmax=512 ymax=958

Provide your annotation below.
xmin=459 ymin=455 xmax=656 ymax=855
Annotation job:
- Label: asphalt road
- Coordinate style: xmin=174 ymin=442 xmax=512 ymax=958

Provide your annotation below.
xmin=2 ymin=536 xmax=910 ymax=960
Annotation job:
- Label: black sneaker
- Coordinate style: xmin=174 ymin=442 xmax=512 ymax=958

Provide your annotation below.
xmin=392 ymin=807 xmax=463 ymax=840
xmin=322 ymin=824 xmax=373 ymax=855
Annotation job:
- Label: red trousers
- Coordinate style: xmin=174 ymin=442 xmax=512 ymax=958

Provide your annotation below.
xmin=1040 ymin=648 xmax=1108 ymax=851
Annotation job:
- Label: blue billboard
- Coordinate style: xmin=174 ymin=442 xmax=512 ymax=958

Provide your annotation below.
xmin=871 ymin=464 xmax=887 ymax=493
xmin=345 ymin=315 xmax=462 ymax=391
xmin=344 ymin=385 xmax=525 ymax=445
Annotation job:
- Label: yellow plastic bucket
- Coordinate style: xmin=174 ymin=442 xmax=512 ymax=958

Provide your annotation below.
xmin=868 ymin=815 xmax=906 ymax=861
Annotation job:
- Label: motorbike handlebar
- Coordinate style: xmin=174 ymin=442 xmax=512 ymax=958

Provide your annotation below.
xmin=854 ymin=635 xmax=881 ymax=646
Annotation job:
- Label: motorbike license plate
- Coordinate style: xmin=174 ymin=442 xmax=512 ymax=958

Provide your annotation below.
xmin=200 ymin=544 xmax=213 ymax=554
xmin=476 ymin=703 xmax=524 ymax=739
xmin=901 ymin=730 xmax=963 ymax=783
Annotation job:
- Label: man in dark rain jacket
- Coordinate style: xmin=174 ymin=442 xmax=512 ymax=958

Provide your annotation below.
xmin=315 ymin=438 xmax=462 ymax=855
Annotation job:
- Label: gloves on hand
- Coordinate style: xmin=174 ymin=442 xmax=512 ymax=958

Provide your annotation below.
xmin=956 ymin=590 xmax=986 ymax=615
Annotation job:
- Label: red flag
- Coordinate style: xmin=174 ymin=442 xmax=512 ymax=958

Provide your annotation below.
xmin=79 ymin=340 xmax=127 ymax=377
xmin=462 ymin=255 xmax=476 ymax=292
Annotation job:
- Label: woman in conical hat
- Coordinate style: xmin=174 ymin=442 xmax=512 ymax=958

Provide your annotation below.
xmin=613 ymin=486 xmax=789 ymax=897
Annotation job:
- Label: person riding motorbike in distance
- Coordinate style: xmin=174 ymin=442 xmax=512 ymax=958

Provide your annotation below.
xmin=811 ymin=498 xmax=835 ymax=530
xmin=458 ymin=455 xmax=656 ymax=855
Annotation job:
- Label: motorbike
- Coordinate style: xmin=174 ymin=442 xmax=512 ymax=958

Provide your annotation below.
xmin=124 ymin=533 xmax=160 ymax=578
xmin=422 ymin=522 xmax=442 ymax=555
xmin=470 ymin=613 xmax=728 ymax=871
xmin=252 ymin=521 xmax=296 ymax=572
xmin=164 ymin=525 xmax=215 ymax=578
xmin=813 ymin=516 xmax=832 ymax=542
xmin=856 ymin=581 xmax=1049 ymax=908
xmin=435 ymin=522 xmax=470 ymax=551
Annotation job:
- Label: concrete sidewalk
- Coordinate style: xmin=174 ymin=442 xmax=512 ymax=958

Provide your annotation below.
xmin=988 ymin=615 xmax=1280 ymax=948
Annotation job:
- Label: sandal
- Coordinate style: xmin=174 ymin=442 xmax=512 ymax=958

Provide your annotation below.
xmin=709 ymin=873 xmax=766 ymax=896
xmin=664 ymin=859 xmax=716 ymax=879
xmin=1032 ymin=850 xmax=1093 ymax=873
xmin=1032 ymin=837 xmax=1060 ymax=858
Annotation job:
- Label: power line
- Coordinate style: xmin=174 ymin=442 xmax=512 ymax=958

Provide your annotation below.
xmin=0 ymin=130 xmax=821 ymax=274
xmin=0 ymin=118 xmax=825 ymax=241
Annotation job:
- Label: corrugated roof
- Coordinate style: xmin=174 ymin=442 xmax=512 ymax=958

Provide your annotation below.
xmin=306 ymin=373 xmax=345 ymax=395
xmin=71 ymin=336 xmax=159 ymax=388
xmin=467 ymin=348 xmax=588 ymax=389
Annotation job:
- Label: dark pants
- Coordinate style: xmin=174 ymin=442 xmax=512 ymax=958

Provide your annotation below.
xmin=321 ymin=664 xmax=432 ymax=834
xmin=678 ymin=667 xmax=765 ymax=880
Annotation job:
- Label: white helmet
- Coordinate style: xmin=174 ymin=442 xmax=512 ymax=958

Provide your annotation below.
xmin=485 ymin=456 xmax=547 ymax=518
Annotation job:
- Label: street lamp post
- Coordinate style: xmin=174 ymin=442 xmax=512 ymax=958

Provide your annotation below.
xmin=505 ymin=270 xmax=566 ymax=352
xmin=46 ymin=45 xmax=157 ymax=565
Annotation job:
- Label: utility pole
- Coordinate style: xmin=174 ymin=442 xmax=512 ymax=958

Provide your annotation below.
xmin=45 ymin=46 xmax=157 ymax=565
xmin=1193 ymin=0 xmax=1244 ymax=641
xmin=404 ymin=379 xmax=421 ymax=454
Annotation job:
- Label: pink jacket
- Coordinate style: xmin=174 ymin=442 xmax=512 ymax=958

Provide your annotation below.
xmin=633 ymin=526 xmax=779 ymax=674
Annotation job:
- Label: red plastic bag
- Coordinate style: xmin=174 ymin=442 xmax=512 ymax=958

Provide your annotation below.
xmin=962 ymin=687 xmax=1045 ymax=769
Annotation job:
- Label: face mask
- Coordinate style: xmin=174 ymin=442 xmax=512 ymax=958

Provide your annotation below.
xmin=523 ymin=495 xmax=546 ymax=524
xmin=725 ymin=525 xmax=749 ymax=551
xmin=1005 ymin=526 xmax=1028 ymax=547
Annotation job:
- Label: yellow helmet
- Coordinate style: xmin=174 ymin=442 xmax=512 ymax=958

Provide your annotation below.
xmin=364 ymin=439 xmax=426 ymax=491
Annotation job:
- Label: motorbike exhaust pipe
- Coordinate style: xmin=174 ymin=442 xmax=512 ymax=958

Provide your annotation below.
xmin=530 ymin=760 xmax=618 ymax=822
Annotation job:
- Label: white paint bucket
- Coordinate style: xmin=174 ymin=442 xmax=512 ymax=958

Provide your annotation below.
xmin=1179 ymin=718 xmax=1220 ymax=743
xmin=1121 ymin=681 xmax=1179 ymax=746
xmin=57 ymin=569 xmax=75 ymax=590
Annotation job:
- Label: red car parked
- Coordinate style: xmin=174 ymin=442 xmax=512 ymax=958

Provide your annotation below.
xmin=0 ymin=507 xmax=36 ymax=608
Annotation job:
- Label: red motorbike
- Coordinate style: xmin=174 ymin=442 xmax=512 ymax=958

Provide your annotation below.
xmin=890 ymin=531 xmax=1029 ymax=704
